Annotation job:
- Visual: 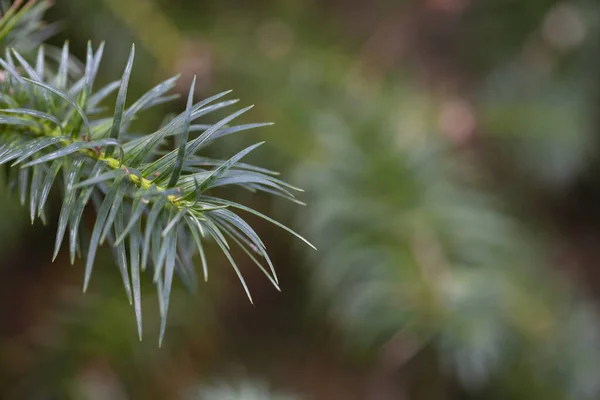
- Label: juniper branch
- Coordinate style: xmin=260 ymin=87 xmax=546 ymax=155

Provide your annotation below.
xmin=0 ymin=1 xmax=313 ymax=345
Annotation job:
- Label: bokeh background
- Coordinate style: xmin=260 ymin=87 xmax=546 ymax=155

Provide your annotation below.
xmin=2 ymin=0 xmax=600 ymax=398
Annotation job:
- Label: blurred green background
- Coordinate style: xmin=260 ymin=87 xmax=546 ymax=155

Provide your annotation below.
xmin=3 ymin=0 xmax=600 ymax=398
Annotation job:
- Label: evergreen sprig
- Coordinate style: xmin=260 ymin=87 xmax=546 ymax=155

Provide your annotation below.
xmin=0 ymin=0 xmax=57 ymax=53
xmin=0 ymin=3 xmax=313 ymax=345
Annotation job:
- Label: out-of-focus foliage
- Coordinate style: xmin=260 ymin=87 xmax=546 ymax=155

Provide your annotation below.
xmin=298 ymin=80 xmax=600 ymax=398
xmin=0 ymin=0 xmax=57 ymax=52
xmin=475 ymin=1 xmax=600 ymax=187
xmin=187 ymin=379 xmax=302 ymax=400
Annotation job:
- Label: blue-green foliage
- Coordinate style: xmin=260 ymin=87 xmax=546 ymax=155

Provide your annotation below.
xmin=0 ymin=2 xmax=312 ymax=345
